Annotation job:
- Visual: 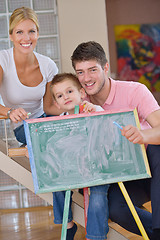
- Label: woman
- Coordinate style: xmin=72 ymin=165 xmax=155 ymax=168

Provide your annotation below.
xmin=0 ymin=7 xmax=59 ymax=145
xmin=0 ymin=7 xmax=78 ymax=239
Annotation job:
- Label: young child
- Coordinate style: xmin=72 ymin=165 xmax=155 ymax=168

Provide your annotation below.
xmin=50 ymin=73 xmax=110 ymax=240
xmin=50 ymin=72 xmax=103 ymax=115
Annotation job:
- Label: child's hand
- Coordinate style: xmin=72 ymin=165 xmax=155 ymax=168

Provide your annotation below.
xmin=81 ymin=101 xmax=96 ymax=113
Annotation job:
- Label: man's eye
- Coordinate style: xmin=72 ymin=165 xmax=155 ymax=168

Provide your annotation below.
xmin=77 ymin=71 xmax=83 ymax=75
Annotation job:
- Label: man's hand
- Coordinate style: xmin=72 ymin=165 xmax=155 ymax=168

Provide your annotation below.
xmin=121 ymin=125 xmax=144 ymax=144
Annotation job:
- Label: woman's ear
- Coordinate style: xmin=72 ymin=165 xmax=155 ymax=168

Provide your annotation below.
xmin=80 ymin=87 xmax=86 ymax=100
xmin=9 ymin=34 xmax=13 ymax=42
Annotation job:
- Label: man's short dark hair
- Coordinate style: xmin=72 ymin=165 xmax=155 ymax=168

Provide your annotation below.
xmin=71 ymin=41 xmax=108 ymax=69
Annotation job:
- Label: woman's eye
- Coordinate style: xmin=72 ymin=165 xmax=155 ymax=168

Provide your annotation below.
xmin=30 ymin=30 xmax=36 ymax=33
xmin=16 ymin=31 xmax=23 ymax=34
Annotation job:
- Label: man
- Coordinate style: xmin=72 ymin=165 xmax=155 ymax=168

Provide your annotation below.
xmin=71 ymin=41 xmax=160 ymax=240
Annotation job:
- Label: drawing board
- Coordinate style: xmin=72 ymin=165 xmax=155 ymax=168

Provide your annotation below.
xmin=24 ymin=109 xmax=151 ymax=194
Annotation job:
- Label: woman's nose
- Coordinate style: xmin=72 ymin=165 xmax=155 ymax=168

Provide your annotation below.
xmin=23 ymin=33 xmax=30 ymax=41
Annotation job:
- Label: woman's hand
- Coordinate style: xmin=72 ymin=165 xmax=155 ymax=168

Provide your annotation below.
xmin=8 ymin=108 xmax=29 ymax=123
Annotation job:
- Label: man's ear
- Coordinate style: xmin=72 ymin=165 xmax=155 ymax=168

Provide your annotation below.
xmin=104 ymin=63 xmax=109 ymax=73
xmin=80 ymin=87 xmax=86 ymax=100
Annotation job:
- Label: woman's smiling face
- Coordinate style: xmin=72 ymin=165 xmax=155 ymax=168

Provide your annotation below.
xmin=10 ymin=19 xmax=39 ymax=54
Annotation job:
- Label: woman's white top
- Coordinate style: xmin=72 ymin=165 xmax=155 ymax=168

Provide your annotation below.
xmin=0 ymin=48 xmax=58 ymax=128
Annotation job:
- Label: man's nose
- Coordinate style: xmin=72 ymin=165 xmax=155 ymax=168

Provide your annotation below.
xmin=84 ymin=72 xmax=91 ymax=81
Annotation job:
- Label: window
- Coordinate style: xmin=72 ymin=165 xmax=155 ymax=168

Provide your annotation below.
xmin=0 ymin=0 xmax=61 ymax=69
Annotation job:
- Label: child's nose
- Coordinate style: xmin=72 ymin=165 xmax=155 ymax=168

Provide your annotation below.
xmin=64 ymin=94 xmax=69 ymax=99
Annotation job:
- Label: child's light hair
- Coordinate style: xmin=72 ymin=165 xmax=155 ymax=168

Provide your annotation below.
xmin=51 ymin=73 xmax=83 ymax=99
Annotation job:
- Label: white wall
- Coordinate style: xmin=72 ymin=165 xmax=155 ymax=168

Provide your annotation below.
xmin=57 ymin=0 xmax=109 ymax=72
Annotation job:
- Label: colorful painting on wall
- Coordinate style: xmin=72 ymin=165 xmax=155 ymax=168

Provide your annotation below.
xmin=114 ymin=24 xmax=160 ymax=92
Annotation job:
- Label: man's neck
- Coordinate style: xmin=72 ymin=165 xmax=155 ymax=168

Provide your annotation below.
xmin=89 ymin=78 xmax=111 ymax=106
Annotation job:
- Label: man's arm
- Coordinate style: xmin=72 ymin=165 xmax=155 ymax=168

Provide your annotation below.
xmin=121 ymin=109 xmax=160 ymax=145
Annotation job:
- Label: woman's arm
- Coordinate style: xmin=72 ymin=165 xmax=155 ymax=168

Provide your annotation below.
xmin=0 ymin=65 xmax=29 ymax=122
xmin=0 ymin=66 xmax=11 ymax=116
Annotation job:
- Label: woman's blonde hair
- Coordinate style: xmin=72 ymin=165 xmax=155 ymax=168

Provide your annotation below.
xmin=9 ymin=7 xmax=39 ymax=34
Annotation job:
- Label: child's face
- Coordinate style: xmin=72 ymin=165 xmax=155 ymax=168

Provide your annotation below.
xmin=52 ymin=78 xmax=86 ymax=114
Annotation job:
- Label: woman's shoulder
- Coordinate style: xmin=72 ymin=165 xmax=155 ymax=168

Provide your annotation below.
xmin=0 ymin=48 xmax=13 ymax=68
xmin=34 ymin=52 xmax=58 ymax=78
xmin=34 ymin=51 xmax=54 ymax=64
xmin=0 ymin=48 xmax=13 ymax=59
xmin=34 ymin=52 xmax=58 ymax=69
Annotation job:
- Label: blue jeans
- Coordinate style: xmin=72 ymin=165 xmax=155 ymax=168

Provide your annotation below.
xmin=53 ymin=184 xmax=110 ymax=240
xmin=13 ymin=113 xmax=46 ymax=144
xmin=53 ymin=191 xmax=73 ymax=224
xmin=108 ymin=144 xmax=160 ymax=240
xmin=86 ymin=185 xmax=110 ymax=239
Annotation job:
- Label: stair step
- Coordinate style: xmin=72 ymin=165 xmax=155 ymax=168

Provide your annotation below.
xmin=8 ymin=147 xmax=27 ymax=157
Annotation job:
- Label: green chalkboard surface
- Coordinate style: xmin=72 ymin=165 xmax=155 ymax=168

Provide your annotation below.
xmin=24 ymin=109 xmax=151 ymax=194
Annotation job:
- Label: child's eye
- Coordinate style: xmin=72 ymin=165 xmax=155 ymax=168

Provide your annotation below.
xmin=68 ymin=90 xmax=73 ymax=93
xmin=57 ymin=94 xmax=62 ymax=98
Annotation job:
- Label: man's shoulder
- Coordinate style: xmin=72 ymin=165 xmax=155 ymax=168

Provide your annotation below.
xmin=113 ymin=78 xmax=146 ymax=91
xmin=113 ymin=78 xmax=141 ymax=86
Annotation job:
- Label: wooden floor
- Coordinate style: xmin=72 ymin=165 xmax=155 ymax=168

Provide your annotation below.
xmin=0 ymin=206 xmax=85 ymax=240
xmin=0 ymin=204 xmax=151 ymax=240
